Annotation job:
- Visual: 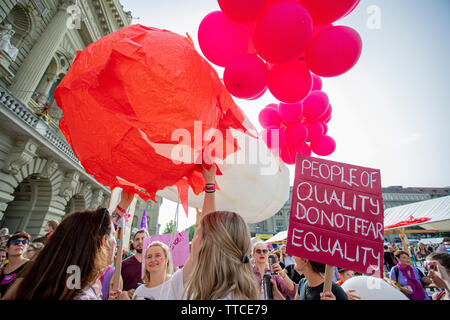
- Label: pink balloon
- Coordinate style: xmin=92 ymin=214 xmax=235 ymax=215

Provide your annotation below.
xmin=279 ymin=102 xmax=303 ymax=123
xmin=311 ymin=135 xmax=336 ymax=156
xmin=312 ymin=23 xmax=333 ymax=37
xmin=305 ymin=26 xmax=362 ymax=77
xmin=259 ymin=107 xmax=281 ymax=128
xmin=268 ymin=60 xmax=312 ymax=103
xmin=285 ymin=123 xmax=308 ymax=146
xmin=262 ymin=126 xmax=286 ymax=150
xmin=298 ymin=0 xmax=360 ymax=25
xmin=223 ymin=54 xmax=268 ymax=99
xmin=321 ymin=122 xmax=328 ymax=135
xmin=305 ymin=120 xmax=324 ymax=142
xmin=342 ymin=0 xmax=361 ymax=18
xmin=198 ymin=11 xmax=252 ymax=67
xmin=303 ymin=90 xmax=329 ymax=119
xmin=311 ymin=74 xmax=322 ymax=91
xmin=249 ymin=87 xmax=267 ymax=100
xmin=253 ymin=1 xmax=313 ymax=63
xmin=317 ymin=104 xmax=332 ymax=122
xmin=296 ymin=142 xmax=312 ymax=156
xmin=218 ymin=0 xmax=268 ymax=24
xmin=279 ymin=145 xmax=297 ymax=165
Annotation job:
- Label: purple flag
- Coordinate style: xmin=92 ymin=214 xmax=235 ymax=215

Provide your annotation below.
xmin=140 ymin=210 xmax=148 ymax=230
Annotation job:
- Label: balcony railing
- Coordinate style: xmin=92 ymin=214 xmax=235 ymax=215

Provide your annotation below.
xmin=0 ymin=84 xmax=80 ymax=165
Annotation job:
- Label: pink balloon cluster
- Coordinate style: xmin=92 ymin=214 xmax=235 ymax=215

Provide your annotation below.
xmin=198 ymin=0 xmax=362 ymax=103
xmin=259 ymin=75 xmax=336 ymax=164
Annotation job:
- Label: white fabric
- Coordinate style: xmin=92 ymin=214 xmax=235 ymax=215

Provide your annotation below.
xmin=264 ymin=231 xmax=288 ymax=243
xmin=419 ymin=237 xmax=444 ymax=245
xmin=384 ymin=196 xmax=450 ymax=231
xmin=132 ymin=280 xmax=174 ymax=300
xmin=283 ymin=256 xmax=295 ymax=267
xmin=167 ymin=268 xmax=235 ymax=300
xmin=156 ymin=129 xmax=290 ymax=224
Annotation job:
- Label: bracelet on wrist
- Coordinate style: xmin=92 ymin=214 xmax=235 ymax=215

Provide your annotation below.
xmin=204 ymin=184 xmax=216 ymax=193
xmin=116 ymin=205 xmax=127 ymax=215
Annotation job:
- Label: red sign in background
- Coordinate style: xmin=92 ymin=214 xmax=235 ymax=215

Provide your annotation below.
xmin=286 ymin=155 xmax=384 ymax=278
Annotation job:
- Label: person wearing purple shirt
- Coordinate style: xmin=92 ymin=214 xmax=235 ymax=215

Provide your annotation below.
xmin=390 ymin=250 xmax=430 ymax=300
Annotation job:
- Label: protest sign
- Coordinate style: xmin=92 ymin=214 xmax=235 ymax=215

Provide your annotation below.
xmin=286 ymin=155 xmax=384 ymax=278
xmin=141 ymin=232 xmax=190 ymax=278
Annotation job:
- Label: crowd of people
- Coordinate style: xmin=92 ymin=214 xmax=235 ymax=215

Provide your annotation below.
xmin=0 ymin=166 xmax=449 ymax=301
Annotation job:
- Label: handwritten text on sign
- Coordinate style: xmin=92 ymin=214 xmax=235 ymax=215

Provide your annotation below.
xmin=286 ymin=156 xmax=384 ymax=278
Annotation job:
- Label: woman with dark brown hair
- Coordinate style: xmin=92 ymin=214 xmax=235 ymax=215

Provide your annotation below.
xmin=3 ymin=208 xmax=116 ymax=300
xmin=292 ymin=257 xmax=348 ymax=300
xmin=0 ymin=231 xmax=31 ymax=297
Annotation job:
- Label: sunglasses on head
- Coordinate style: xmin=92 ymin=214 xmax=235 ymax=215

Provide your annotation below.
xmin=255 ymin=249 xmax=268 ymax=254
xmin=11 ymin=239 xmax=29 ymax=246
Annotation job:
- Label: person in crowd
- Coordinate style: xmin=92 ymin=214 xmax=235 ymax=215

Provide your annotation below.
xmin=44 ymin=220 xmax=58 ymax=241
xmin=24 ymin=242 xmax=44 ymax=261
xmin=121 ymin=228 xmax=149 ymax=298
xmin=292 ymin=256 xmax=348 ymax=300
xmin=0 ymin=231 xmax=31 ymax=297
xmin=415 ymin=242 xmax=430 ymax=267
xmin=409 ymin=245 xmax=417 ymax=267
xmin=0 ymin=240 xmax=7 ymax=249
xmin=0 ymin=248 xmax=7 ymax=266
xmin=336 ymin=268 xmax=354 ymax=286
xmin=336 ymin=268 xmax=360 ymax=300
xmin=425 ymin=252 xmax=450 ymax=300
xmin=252 ymin=241 xmax=297 ymax=300
xmin=284 ymin=261 xmax=303 ymax=285
xmin=280 ymin=245 xmax=295 ymax=267
xmin=146 ymin=165 xmax=259 ymax=300
xmin=2 ymin=189 xmax=136 ymax=300
xmin=272 ymin=250 xmax=285 ymax=269
xmin=0 ymin=228 xmax=9 ymax=241
xmin=390 ymin=250 xmax=430 ymax=300
xmin=112 ymin=241 xmax=174 ymax=300
xmin=436 ymin=241 xmax=448 ymax=254
xmin=384 ymin=245 xmax=397 ymax=272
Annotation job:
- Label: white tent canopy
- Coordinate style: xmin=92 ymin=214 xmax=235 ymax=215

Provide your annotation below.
xmin=419 ymin=237 xmax=445 ymax=245
xmin=264 ymin=230 xmax=288 ymax=243
xmin=384 ymin=195 xmax=450 ymax=231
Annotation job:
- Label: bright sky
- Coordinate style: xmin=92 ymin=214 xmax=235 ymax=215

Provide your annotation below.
xmin=120 ymin=0 xmax=450 ymax=233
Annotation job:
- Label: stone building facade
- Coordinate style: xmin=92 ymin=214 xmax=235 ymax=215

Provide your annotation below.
xmin=0 ymin=0 xmax=161 ymax=239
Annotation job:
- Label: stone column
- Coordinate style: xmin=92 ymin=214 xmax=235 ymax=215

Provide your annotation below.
xmin=9 ymin=0 xmax=75 ymax=104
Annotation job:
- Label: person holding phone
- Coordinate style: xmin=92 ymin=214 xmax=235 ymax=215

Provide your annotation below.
xmin=251 ymin=242 xmax=297 ymax=300
xmin=425 ymin=253 xmax=450 ymax=300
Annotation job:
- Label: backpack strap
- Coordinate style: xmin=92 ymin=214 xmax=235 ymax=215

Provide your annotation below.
xmin=394 ymin=266 xmax=399 ymax=281
xmin=298 ymin=278 xmax=307 ymax=300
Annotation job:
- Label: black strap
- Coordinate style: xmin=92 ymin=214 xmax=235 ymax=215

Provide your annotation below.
xmin=394 ymin=266 xmax=399 ymax=281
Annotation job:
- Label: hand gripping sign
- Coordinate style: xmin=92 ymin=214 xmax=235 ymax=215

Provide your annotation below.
xmin=286 ymin=155 xmax=384 ymax=278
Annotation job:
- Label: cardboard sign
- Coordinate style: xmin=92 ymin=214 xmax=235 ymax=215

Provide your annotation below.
xmin=286 ymin=155 xmax=384 ymax=278
xmin=141 ymin=232 xmax=190 ymax=278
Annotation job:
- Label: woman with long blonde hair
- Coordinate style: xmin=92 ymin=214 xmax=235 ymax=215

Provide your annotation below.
xmin=169 ymin=165 xmax=259 ymax=300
